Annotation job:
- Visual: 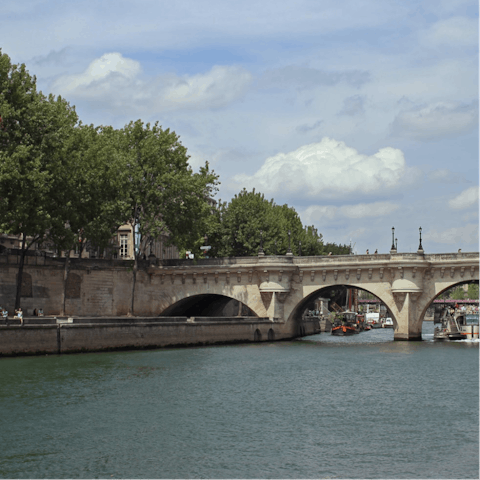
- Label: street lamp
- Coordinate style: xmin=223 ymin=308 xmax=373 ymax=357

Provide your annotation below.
xmin=258 ymin=230 xmax=264 ymax=256
xmin=287 ymin=230 xmax=292 ymax=255
xmin=391 ymin=227 xmax=396 ymax=251
xmin=418 ymin=227 xmax=423 ymax=251
xmin=200 ymin=234 xmax=211 ymax=259
xmin=395 ymin=238 xmax=398 ymax=251
xmin=299 ymin=241 xmax=302 ymax=256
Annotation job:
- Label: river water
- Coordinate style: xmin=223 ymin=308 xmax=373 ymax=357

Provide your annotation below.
xmin=0 ymin=322 xmax=478 ymax=479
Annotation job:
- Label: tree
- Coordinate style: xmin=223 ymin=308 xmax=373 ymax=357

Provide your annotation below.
xmin=118 ymin=120 xmax=218 ymax=314
xmin=467 ymin=283 xmax=479 ymax=300
xmin=46 ymin=124 xmax=130 ymax=314
xmin=0 ymin=50 xmax=78 ymax=309
xmin=323 ymin=242 xmax=351 ymax=255
xmin=203 ymin=189 xmax=331 ymax=257
xmin=449 ymin=287 xmax=466 ymax=300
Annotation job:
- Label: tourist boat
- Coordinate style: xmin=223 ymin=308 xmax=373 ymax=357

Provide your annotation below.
xmin=365 ymin=312 xmax=382 ymax=328
xmin=434 ymin=309 xmax=479 ymax=341
xmin=381 ymin=317 xmax=394 ymax=328
xmin=331 ymin=311 xmax=358 ymax=336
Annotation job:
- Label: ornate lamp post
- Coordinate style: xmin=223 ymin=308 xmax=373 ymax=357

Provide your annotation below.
xmin=287 ymin=230 xmax=292 ymax=255
xmin=258 ymin=230 xmax=264 ymax=256
xmin=200 ymin=234 xmax=211 ymax=259
xmin=418 ymin=227 xmax=423 ymax=252
xmin=395 ymin=238 xmax=398 ymax=251
xmin=391 ymin=227 xmax=396 ymax=251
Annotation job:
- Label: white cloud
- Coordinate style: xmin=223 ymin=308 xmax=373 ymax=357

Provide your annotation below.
xmin=52 ymin=53 xmax=252 ymax=112
xmin=428 ymin=169 xmax=466 ymax=184
xmin=424 ymin=223 xmax=479 ymax=245
xmin=390 ymin=101 xmax=478 ymax=141
xmin=232 ymin=137 xmax=417 ymax=200
xmin=303 ymin=201 xmax=400 ymax=224
xmin=161 ymin=65 xmax=253 ymax=109
xmin=449 ymin=186 xmax=479 ymax=210
xmin=420 ymin=16 xmax=478 ymax=48
xmin=343 ymin=202 xmax=400 ymax=218
xmin=56 ymin=52 xmax=141 ymax=90
xmin=259 ymin=66 xmax=371 ymax=90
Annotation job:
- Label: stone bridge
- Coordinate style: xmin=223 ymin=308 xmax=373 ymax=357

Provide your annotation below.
xmin=147 ymin=251 xmax=479 ymax=341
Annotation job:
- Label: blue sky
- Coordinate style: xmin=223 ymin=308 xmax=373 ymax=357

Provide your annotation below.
xmin=2 ymin=0 xmax=478 ymax=253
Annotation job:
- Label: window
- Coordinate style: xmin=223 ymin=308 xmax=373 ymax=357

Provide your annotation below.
xmin=120 ymin=234 xmax=129 ymax=258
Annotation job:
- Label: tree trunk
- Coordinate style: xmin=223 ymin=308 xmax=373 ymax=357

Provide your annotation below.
xmin=129 ymin=255 xmax=138 ymax=317
xmin=14 ymin=236 xmax=27 ymax=310
xmin=60 ymin=250 xmax=71 ymax=316
xmin=128 ymin=216 xmax=138 ymax=317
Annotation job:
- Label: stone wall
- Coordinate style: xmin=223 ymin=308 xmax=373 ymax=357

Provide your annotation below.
xmin=0 ymin=318 xmax=280 ymax=356
xmin=0 ymin=257 xmax=138 ymax=316
xmin=0 ymin=252 xmax=477 ymax=344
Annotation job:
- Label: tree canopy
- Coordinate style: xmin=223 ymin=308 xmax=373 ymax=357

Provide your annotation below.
xmin=0 ymin=50 xmax=219 ymax=310
xmin=0 ymin=48 xmax=350 ymax=311
xmin=200 ymin=188 xmax=349 ymax=257
xmin=0 ymin=50 xmax=80 ymax=307
xmin=117 ymin=120 xmax=219 ymax=254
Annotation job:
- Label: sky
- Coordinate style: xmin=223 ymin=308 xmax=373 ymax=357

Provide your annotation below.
xmin=2 ymin=0 xmax=479 ymax=254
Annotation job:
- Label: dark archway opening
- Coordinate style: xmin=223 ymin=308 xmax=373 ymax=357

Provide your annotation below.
xmin=424 ymin=280 xmax=479 ymax=322
xmin=159 ymin=294 xmax=257 ymax=317
xmin=292 ymin=285 xmax=394 ymax=337
xmin=425 ymin=280 xmax=479 ymax=340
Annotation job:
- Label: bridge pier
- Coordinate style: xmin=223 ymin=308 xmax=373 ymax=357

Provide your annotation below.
xmin=392 ymin=292 xmax=423 ymax=341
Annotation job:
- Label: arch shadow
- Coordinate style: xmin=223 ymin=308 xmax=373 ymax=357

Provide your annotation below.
xmin=159 ymin=294 xmax=258 ymax=317
xmin=419 ymin=279 xmax=479 ymax=324
xmin=288 ymin=284 xmax=396 ymax=330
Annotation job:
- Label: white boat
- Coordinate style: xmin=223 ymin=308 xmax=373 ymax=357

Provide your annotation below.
xmin=365 ymin=312 xmax=382 ymax=328
xmin=381 ymin=317 xmax=394 ymax=328
xmin=434 ymin=309 xmax=479 ymax=340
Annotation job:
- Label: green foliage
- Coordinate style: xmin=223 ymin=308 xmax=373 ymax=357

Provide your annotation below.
xmin=117 ymin=120 xmax=219 ymax=255
xmin=449 ymin=287 xmax=466 ymax=300
xmin=0 ymin=50 xmax=78 ymax=243
xmin=202 ymin=188 xmax=344 ymax=257
xmin=467 ymin=283 xmax=479 ymax=300
xmin=0 ymin=50 xmax=81 ymax=307
xmin=46 ymin=124 xmax=130 ymax=253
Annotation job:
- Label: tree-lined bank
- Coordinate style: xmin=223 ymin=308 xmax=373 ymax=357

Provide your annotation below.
xmin=0 ymin=50 xmax=348 ymax=311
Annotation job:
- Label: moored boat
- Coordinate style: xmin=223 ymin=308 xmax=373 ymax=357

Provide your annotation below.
xmin=331 ymin=311 xmax=358 ymax=336
xmin=365 ymin=312 xmax=382 ymax=328
xmin=434 ymin=309 xmax=479 ymax=341
xmin=381 ymin=317 xmax=394 ymax=328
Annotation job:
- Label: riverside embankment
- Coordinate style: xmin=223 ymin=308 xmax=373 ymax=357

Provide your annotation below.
xmin=0 ymin=316 xmax=322 ymax=356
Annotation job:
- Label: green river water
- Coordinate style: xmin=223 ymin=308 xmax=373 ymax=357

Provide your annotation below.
xmin=0 ymin=322 xmax=478 ymax=479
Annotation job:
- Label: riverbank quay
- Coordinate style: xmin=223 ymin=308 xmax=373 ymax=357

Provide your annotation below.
xmin=0 ymin=315 xmax=322 ymax=357
xmin=1 ymin=251 xmax=478 ymax=342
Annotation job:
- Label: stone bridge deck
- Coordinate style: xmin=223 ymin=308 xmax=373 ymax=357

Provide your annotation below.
xmin=149 ymin=251 xmax=479 ymax=340
xmin=0 ymin=251 xmax=477 ymax=342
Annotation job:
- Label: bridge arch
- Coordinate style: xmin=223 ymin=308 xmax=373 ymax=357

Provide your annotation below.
xmin=417 ymin=279 xmax=479 ymax=329
xmin=287 ymin=283 xmax=398 ymax=329
xmin=159 ymin=293 xmax=258 ymax=317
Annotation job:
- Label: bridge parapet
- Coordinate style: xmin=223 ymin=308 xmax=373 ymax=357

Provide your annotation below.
xmin=158 ymin=252 xmax=478 ymax=269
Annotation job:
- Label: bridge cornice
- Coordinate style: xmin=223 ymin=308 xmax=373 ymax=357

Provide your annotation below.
xmin=153 ymin=252 xmax=478 ymax=276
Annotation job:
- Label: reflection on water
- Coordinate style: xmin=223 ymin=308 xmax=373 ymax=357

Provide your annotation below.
xmin=0 ymin=322 xmax=478 ymax=479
